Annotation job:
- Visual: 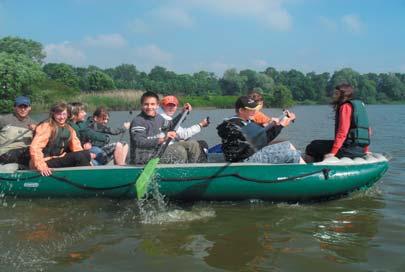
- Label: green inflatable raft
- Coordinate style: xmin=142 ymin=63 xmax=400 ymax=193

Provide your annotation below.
xmin=0 ymin=153 xmax=388 ymax=202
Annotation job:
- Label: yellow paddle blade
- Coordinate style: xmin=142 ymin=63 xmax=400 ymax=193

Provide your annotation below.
xmin=135 ymin=157 xmax=160 ymax=199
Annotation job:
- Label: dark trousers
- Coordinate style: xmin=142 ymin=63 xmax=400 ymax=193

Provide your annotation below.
xmin=305 ymin=140 xmax=365 ymax=162
xmin=0 ymin=147 xmax=30 ymax=166
xmin=46 ymin=150 xmax=91 ymax=168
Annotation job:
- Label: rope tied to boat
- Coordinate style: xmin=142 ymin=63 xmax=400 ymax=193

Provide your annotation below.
xmin=0 ymin=174 xmax=134 ymax=191
xmin=159 ymin=168 xmax=331 ymax=183
xmin=0 ymin=168 xmax=331 ymax=192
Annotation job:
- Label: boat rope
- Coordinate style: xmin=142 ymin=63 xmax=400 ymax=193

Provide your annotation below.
xmin=0 ymin=174 xmax=134 ymax=191
xmin=159 ymin=168 xmax=331 ymax=183
xmin=0 ymin=168 xmax=331 ymax=191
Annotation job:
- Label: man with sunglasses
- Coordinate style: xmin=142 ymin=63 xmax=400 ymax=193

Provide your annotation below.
xmin=0 ymin=96 xmax=36 ymax=166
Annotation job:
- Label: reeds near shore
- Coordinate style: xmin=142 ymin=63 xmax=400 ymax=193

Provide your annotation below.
xmin=32 ymin=89 xmax=143 ymax=112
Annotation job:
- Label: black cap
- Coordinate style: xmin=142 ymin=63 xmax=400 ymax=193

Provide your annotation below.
xmin=235 ymin=96 xmax=259 ymax=110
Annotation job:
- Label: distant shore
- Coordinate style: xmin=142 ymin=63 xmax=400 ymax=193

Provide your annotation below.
xmin=30 ymin=89 xmax=405 ymax=112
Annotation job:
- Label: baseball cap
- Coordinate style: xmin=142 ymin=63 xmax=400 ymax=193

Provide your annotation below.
xmin=235 ymin=96 xmax=259 ymax=110
xmin=161 ymin=95 xmax=179 ymax=107
xmin=15 ymin=96 xmax=31 ymax=107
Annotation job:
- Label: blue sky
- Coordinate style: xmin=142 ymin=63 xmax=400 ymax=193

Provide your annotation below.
xmin=1 ymin=0 xmax=404 ymax=75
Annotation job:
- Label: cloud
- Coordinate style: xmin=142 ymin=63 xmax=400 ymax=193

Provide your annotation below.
xmin=44 ymin=42 xmax=86 ymax=65
xmin=152 ymin=6 xmax=194 ymax=28
xmin=183 ymin=0 xmax=292 ymax=31
xmin=342 ymin=14 xmax=363 ymax=33
xmin=133 ymin=0 xmax=292 ymax=33
xmin=83 ymin=33 xmax=127 ymax=48
xmin=133 ymin=44 xmax=173 ymax=70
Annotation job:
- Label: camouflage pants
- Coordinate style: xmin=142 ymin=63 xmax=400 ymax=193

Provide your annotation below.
xmin=160 ymin=140 xmax=201 ymax=164
xmin=244 ymin=141 xmax=301 ymax=164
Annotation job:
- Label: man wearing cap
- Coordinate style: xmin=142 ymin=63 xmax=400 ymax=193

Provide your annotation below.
xmin=216 ymin=95 xmax=303 ymax=164
xmin=158 ymin=95 xmax=209 ymax=163
xmin=0 ymin=96 xmax=36 ymax=166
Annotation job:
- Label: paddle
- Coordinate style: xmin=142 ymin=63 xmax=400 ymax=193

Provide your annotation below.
xmin=135 ymin=109 xmax=189 ymax=199
xmin=0 ymin=127 xmax=32 ymax=148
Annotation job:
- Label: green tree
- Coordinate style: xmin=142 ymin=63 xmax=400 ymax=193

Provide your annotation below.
xmin=271 ymin=84 xmax=294 ymax=108
xmin=307 ymin=72 xmax=330 ymax=103
xmin=220 ymin=69 xmax=247 ymax=95
xmin=377 ymin=73 xmax=405 ymax=100
xmin=192 ymin=71 xmax=220 ymax=95
xmin=240 ymin=69 xmax=275 ymax=94
xmin=327 ymin=68 xmax=360 ymax=94
xmin=105 ymin=64 xmax=141 ymax=89
xmin=87 ymin=70 xmax=115 ymax=91
xmin=357 ymin=77 xmax=377 ymax=103
xmin=43 ymin=63 xmax=79 ymax=89
xmin=0 ymin=36 xmax=45 ymax=64
xmin=0 ymin=52 xmax=45 ymax=112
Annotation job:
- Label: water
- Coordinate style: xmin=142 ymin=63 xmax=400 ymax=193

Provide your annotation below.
xmin=1 ymin=105 xmax=404 ymax=271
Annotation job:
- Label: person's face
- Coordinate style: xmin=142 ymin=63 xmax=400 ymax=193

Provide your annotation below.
xmin=14 ymin=104 xmax=31 ymax=119
xmin=332 ymin=89 xmax=340 ymax=101
xmin=76 ymin=110 xmax=86 ymax=122
xmin=162 ymin=103 xmax=177 ymax=117
xmin=256 ymin=101 xmax=263 ymax=110
xmin=238 ymin=108 xmax=256 ymax=121
xmin=53 ymin=110 xmax=68 ymax=125
xmin=142 ymin=97 xmax=159 ymax=117
xmin=94 ymin=115 xmax=109 ymax=125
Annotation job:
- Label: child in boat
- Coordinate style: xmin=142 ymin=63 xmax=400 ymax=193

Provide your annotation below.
xmin=30 ymin=103 xmax=92 ymax=176
xmin=248 ymin=90 xmax=279 ymax=127
xmin=67 ymin=102 xmax=106 ymax=165
xmin=157 ymin=95 xmax=209 ymax=163
xmin=129 ymin=91 xmax=177 ymax=165
xmin=86 ymin=107 xmax=130 ymax=166
xmin=0 ymin=96 xmax=36 ymax=167
xmin=305 ymin=83 xmax=371 ymax=162
xmin=217 ymin=96 xmax=304 ymax=164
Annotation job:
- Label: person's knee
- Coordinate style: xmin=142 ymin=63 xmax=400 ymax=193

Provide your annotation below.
xmin=77 ymin=150 xmax=91 ymax=165
xmin=115 ymin=142 xmax=123 ymax=149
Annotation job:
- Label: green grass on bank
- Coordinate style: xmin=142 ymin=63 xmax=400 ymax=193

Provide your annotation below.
xmin=30 ymin=87 xmax=405 ymax=112
xmin=30 ymin=87 xmax=238 ymax=112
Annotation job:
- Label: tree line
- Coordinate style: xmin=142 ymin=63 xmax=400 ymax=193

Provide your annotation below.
xmin=1 ymin=36 xmax=405 ymax=113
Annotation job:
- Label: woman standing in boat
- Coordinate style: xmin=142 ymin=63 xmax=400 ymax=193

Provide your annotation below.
xmin=30 ymin=103 xmax=92 ymax=176
xmin=305 ymin=83 xmax=370 ymax=162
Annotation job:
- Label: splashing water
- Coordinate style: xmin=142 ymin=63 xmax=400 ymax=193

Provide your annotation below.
xmin=137 ymin=174 xmax=215 ymax=225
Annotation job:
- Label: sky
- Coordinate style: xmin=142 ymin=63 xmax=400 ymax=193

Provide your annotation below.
xmin=1 ymin=0 xmax=405 ymax=76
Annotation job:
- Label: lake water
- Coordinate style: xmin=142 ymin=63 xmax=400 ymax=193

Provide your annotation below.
xmin=1 ymin=105 xmax=404 ymax=271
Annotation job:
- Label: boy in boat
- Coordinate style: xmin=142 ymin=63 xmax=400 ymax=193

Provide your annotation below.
xmin=248 ymin=90 xmax=280 ymax=127
xmin=129 ymin=91 xmax=184 ymax=165
xmin=67 ymin=102 xmax=105 ymax=165
xmin=85 ymin=107 xmax=130 ymax=165
xmin=158 ymin=95 xmax=209 ymax=163
xmin=217 ymin=96 xmax=304 ymax=164
xmin=0 ymin=96 xmax=36 ymax=167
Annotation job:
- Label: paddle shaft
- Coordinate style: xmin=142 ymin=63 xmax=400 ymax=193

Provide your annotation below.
xmin=135 ymin=109 xmax=190 ymax=199
xmin=156 ymin=109 xmax=189 ymax=158
xmin=0 ymin=128 xmax=31 ymax=148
